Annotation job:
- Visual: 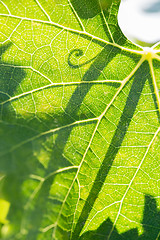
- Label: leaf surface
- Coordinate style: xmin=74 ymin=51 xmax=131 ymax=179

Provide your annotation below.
xmin=0 ymin=0 xmax=160 ymax=239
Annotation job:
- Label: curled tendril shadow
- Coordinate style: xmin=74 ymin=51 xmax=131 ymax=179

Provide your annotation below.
xmin=68 ymin=49 xmax=96 ymax=69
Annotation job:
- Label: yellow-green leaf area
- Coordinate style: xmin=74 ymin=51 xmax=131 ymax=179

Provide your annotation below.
xmin=0 ymin=0 xmax=160 ymax=240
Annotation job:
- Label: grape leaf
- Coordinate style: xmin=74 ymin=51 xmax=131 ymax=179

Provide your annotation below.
xmin=0 ymin=0 xmax=160 ymax=239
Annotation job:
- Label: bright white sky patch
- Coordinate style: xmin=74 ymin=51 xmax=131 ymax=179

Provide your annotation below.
xmin=118 ymin=0 xmax=160 ymax=46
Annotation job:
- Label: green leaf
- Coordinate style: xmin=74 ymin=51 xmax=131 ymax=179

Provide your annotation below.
xmin=0 ymin=0 xmax=160 ymax=239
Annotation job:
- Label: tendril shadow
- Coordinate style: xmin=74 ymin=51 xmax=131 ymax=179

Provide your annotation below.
xmin=23 ymin=43 xmax=120 ymax=239
xmin=68 ymin=49 xmax=96 ymax=69
xmin=46 ymin=44 xmax=120 ymax=175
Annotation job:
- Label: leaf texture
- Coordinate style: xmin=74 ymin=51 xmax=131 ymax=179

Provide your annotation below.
xmin=0 ymin=0 xmax=160 ymax=239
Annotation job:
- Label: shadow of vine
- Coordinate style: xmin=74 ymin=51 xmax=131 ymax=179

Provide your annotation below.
xmin=79 ymin=195 xmax=160 ymax=240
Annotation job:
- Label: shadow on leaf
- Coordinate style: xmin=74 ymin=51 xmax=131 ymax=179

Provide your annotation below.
xmin=71 ymin=0 xmax=100 ymax=19
xmin=0 ymin=2 xmax=159 ymax=239
xmin=0 ymin=43 xmax=45 ymax=237
xmin=71 ymin=60 xmax=149 ymax=239
xmin=79 ymin=195 xmax=160 ymax=240
xmin=71 ymin=0 xmax=127 ymax=46
xmin=0 ymin=43 xmax=26 ymax=103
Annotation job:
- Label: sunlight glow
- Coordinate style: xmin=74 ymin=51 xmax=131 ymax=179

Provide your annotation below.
xmin=118 ymin=0 xmax=160 ymax=46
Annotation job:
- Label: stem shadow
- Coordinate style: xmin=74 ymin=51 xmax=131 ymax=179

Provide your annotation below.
xmin=46 ymin=45 xmax=120 ymax=174
xmin=71 ymin=61 xmax=149 ymax=239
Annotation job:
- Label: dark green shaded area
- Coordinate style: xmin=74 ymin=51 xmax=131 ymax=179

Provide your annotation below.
xmin=71 ymin=0 xmax=100 ymax=19
xmin=0 ymin=43 xmax=26 ymax=103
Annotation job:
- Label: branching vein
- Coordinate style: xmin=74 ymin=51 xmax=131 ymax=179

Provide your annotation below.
xmin=0 ymin=13 xmax=144 ymax=55
xmin=107 ymin=126 xmax=160 ymax=240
